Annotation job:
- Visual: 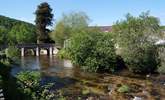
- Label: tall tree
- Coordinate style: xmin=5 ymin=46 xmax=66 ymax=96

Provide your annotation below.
xmin=50 ymin=11 xmax=90 ymax=46
xmin=112 ymin=12 xmax=160 ymax=73
xmin=35 ymin=2 xmax=53 ymax=43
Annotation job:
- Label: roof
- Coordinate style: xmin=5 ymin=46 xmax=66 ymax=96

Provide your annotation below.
xmin=99 ymin=26 xmax=112 ymax=32
xmin=89 ymin=26 xmax=112 ymax=32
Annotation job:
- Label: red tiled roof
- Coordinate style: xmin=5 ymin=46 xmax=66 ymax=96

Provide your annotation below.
xmin=89 ymin=26 xmax=112 ymax=32
xmin=99 ymin=26 xmax=112 ymax=32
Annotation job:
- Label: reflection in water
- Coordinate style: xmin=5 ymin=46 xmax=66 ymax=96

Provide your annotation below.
xmin=64 ymin=60 xmax=73 ymax=68
xmin=12 ymin=56 xmax=74 ymax=77
xmin=20 ymin=56 xmax=40 ymax=70
xmin=11 ymin=56 xmax=79 ymax=91
xmin=11 ymin=56 xmax=165 ymax=99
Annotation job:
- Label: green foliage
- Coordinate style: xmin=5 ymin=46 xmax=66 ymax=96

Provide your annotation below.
xmin=57 ymin=48 xmax=70 ymax=59
xmin=0 ymin=15 xmax=36 ymax=45
xmin=158 ymin=46 xmax=165 ymax=74
xmin=0 ymin=27 xmax=7 ymax=45
xmin=113 ymin=12 xmax=160 ymax=73
xmin=35 ymin=2 xmax=53 ymax=43
xmin=16 ymin=71 xmax=55 ymax=100
xmin=8 ymin=23 xmax=36 ymax=44
xmin=0 ymin=61 xmax=11 ymax=78
xmin=5 ymin=46 xmax=20 ymax=59
xmin=51 ymin=21 xmax=66 ymax=46
xmin=117 ymin=85 xmax=130 ymax=93
xmin=50 ymin=11 xmax=90 ymax=46
xmin=67 ymin=32 xmax=117 ymax=72
xmin=16 ymin=71 xmax=41 ymax=88
xmin=125 ymin=45 xmax=159 ymax=73
xmin=0 ymin=59 xmax=10 ymax=66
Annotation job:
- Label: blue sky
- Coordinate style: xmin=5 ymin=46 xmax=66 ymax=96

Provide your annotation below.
xmin=0 ymin=0 xmax=165 ymax=26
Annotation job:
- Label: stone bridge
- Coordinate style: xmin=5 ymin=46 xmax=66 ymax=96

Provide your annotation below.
xmin=17 ymin=43 xmax=57 ymax=57
xmin=0 ymin=43 xmax=61 ymax=57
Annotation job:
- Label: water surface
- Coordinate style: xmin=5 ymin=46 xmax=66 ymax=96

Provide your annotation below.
xmin=11 ymin=56 xmax=165 ymax=99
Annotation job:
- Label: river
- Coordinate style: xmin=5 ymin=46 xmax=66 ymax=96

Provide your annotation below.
xmin=10 ymin=56 xmax=165 ymax=99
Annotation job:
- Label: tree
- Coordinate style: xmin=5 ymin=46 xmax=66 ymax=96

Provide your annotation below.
xmin=35 ymin=2 xmax=53 ymax=43
xmin=112 ymin=12 xmax=160 ymax=73
xmin=8 ymin=23 xmax=36 ymax=44
xmin=50 ymin=12 xmax=90 ymax=46
xmin=0 ymin=27 xmax=7 ymax=45
xmin=0 ymin=15 xmax=36 ymax=45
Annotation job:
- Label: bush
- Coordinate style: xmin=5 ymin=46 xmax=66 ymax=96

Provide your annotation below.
xmin=16 ymin=71 xmax=55 ymax=100
xmin=125 ymin=45 xmax=159 ymax=73
xmin=5 ymin=46 xmax=20 ymax=59
xmin=17 ymin=71 xmax=41 ymax=88
xmin=67 ymin=32 xmax=117 ymax=72
xmin=158 ymin=46 xmax=165 ymax=74
xmin=57 ymin=48 xmax=70 ymax=59
xmin=0 ymin=62 xmax=11 ymax=78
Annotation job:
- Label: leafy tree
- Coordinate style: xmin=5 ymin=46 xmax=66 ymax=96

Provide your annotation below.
xmin=0 ymin=15 xmax=36 ymax=45
xmin=8 ymin=23 xmax=36 ymax=44
xmin=0 ymin=27 xmax=7 ymax=45
xmin=67 ymin=32 xmax=117 ymax=72
xmin=112 ymin=12 xmax=160 ymax=73
xmin=50 ymin=21 xmax=66 ymax=46
xmin=35 ymin=2 xmax=53 ymax=43
xmin=50 ymin=12 xmax=90 ymax=46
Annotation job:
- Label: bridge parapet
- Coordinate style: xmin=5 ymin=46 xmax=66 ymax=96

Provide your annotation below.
xmin=0 ymin=43 xmax=57 ymax=57
xmin=17 ymin=43 xmax=55 ymax=48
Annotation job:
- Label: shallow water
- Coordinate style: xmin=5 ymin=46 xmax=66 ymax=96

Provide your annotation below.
xmin=11 ymin=56 xmax=165 ymax=99
xmin=11 ymin=56 xmax=74 ymax=76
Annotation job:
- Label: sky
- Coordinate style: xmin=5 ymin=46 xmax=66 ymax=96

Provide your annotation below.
xmin=0 ymin=0 xmax=165 ymax=26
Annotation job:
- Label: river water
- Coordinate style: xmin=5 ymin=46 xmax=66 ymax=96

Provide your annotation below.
xmin=11 ymin=56 xmax=74 ymax=76
xmin=10 ymin=56 xmax=165 ymax=99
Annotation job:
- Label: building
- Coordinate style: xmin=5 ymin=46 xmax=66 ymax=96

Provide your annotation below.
xmin=89 ymin=26 xmax=112 ymax=32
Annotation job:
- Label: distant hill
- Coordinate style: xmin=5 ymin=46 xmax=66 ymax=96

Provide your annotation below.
xmin=0 ymin=15 xmax=36 ymax=45
xmin=0 ymin=15 xmax=35 ymax=30
xmin=160 ymin=26 xmax=165 ymax=30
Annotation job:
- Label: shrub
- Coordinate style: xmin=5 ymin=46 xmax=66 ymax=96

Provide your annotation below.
xmin=67 ymin=32 xmax=117 ymax=72
xmin=57 ymin=48 xmax=70 ymax=59
xmin=0 ymin=62 xmax=11 ymax=78
xmin=126 ymin=45 xmax=159 ymax=73
xmin=16 ymin=71 xmax=41 ymax=88
xmin=158 ymin=46 xmax=165 ymax=74
xmin=5 ymin=46 xmax=20 ymax=59
xmin=16 ymin=71 xmax=55 ymax=100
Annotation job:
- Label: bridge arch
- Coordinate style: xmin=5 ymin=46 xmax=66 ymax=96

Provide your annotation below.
xmin=17 ymin=43 xmax=55 ymax=57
